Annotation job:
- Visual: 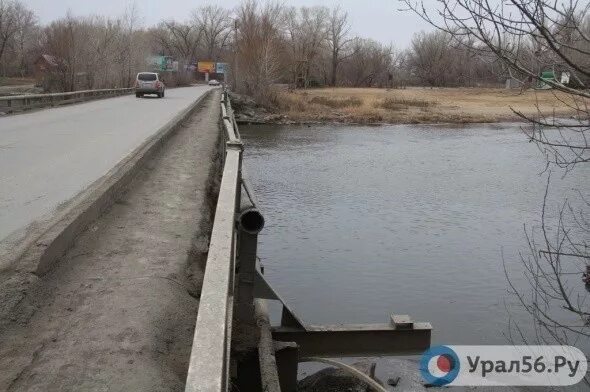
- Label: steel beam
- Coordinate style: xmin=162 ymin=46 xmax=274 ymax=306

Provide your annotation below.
xmin=272 ymin=322 xmax=432 ymax=358
xmin=253 ymin=267 xmax=306 ymax=330
xmin=274 ymin=342 xmax=298 ymax=392
xmin=255 ymin=299 xmax=282 ymax=392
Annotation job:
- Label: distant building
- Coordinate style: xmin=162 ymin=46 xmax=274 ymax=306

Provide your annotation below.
xmin=536 ymin=70 xmax=571 ymax=89
xmin=537 ymin=70 xmax=557 ymax=89
xmin=33 ymin=54 xmax=59 ymax=87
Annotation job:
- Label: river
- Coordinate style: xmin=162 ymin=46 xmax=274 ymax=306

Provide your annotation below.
xmin=240 ymin=122 xmax=590 ymax=385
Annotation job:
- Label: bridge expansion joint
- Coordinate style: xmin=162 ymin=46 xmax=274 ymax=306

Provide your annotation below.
xmin=226 ymin=140 xmax=244 ymax=151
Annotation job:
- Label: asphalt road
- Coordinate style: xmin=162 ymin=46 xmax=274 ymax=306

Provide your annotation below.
xmin=0 ymin=85 xmax=212 ymax=241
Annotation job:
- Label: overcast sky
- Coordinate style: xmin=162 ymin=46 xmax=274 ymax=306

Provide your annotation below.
xmin=21 ymin=0 xmax=434 ymax=48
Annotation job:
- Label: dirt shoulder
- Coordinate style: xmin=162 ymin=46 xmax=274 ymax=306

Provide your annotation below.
xmin=0 ymin=91 xmax=222 ymax=391
xmin=233 ymin=87 xmax=584 ymax=125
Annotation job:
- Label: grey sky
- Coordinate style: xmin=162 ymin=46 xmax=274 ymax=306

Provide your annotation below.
xmin=22 ymin=0 xmax=434 ymax=48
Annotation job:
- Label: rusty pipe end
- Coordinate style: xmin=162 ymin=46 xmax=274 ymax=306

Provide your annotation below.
xmin=238 ymin=207 xmax=265 ymax=234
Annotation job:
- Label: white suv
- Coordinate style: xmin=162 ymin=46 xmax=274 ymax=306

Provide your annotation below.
xmin=135 ymin=72 xmax=166 ymax=98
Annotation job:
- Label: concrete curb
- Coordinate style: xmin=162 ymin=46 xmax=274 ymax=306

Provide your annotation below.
xmin=1 ymin=88 xmax=215 ymax=276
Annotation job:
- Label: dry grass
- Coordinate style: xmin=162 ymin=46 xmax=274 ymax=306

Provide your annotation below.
xmin=0 ymin=76 xmax=35 ymax=86
xmin=309 ymin=95 xmax=363 ymax=109
xmin=379 ymin=96 xmax=434 ymax=110
xmin=273 ymin=87 xmax=585 ymax=124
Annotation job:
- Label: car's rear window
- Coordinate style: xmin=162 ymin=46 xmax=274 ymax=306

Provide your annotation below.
xmin=137 ymin=73 xmax=157 ymax=81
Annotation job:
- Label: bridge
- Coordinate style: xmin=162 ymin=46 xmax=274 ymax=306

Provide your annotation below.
xmin=0 ymin=87 xmax=431 ymax=391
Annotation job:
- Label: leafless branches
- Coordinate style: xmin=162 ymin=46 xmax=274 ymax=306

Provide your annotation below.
xmin=327 ymin=6 xmax=352 ymax=86
xmin=193 ymin=5 xmax=232 ymax=61
xmin=284 ymin=6 xmax=329 ymax=88
xmin=0 ymin=0 xmax=37 ymax=76
xmin=152 ymin=21 xmax=201 ymax=63
xmin=504 ymin=175 xmax=590 ymax=364
xmin=43 ymin=12 xmax=150 ymax=91
xmin=400 ymin=0 xmax=590 ymax=95
xmin=401 ymin=0 xmax=590 ymax=349
xmin=339 ymin=38 xmax=394 ymax=88
xmin=234 ymin=0 xmax=285 ymax=104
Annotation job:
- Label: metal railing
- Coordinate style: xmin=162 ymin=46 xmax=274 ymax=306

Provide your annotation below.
xmin=185 ymin=90 xmax=244 ymax=392
xmin=184 ymin=89 xmax=432 ymax=392
xmin=0 ymin=88 xmax=134 ymax=113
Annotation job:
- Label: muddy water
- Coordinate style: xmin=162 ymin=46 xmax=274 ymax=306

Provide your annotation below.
xmin=240 ymin=123 xmax=590 ymax=350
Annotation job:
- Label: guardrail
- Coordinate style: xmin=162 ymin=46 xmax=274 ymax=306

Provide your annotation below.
xmin=184 ymin=90 xmax=273 ymax=392
xmin=0 ymin=88 xmax=134 ymax=113
xmin=184 ymin=89 xmax=431 ymax=392
xmin=185 ymin=90 xmax=244 ymax=392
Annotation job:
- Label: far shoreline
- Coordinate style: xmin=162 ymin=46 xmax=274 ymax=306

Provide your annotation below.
xmin=232 ymin=86 xmax=581 ymax=128
xmin=236 ymin=115 xmax=532 ymax=128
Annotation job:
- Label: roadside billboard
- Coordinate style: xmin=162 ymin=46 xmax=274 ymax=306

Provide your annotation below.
xmin=198 ymin=61 xmax=216 ymax=73
xmin=147 ymin=56 xmax=177 ymax=72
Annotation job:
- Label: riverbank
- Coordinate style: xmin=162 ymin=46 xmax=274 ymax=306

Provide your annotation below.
xmin=232 ymin=87 xmax=582 ymax=125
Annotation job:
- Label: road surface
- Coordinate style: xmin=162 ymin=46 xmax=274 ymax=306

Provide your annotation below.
xmin=0 ymin=85 xmax=212 ymax=241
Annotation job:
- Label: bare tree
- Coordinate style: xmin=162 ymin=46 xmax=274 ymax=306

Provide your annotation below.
xmin=327 ymin=6 xmax=352 ymax=86
xmin=336 ymin=37 xmax=394 ymax=87
xmin=11 ymin=1 xmax=36 ymax=77
xmin=285 ymin=6 xmax=329 ymax=88
xmin=42 ymin=11 xmax=151 ymax=92
xmin=43 ymin=14 xmax=82 ymax=91
xmin=409 ymin=30 xmax=455 ymax=86
xmin=390 ymin=48 xmax=413 ymax=88
xmin=193 ymin=5 xmax=231 ymax=60
xmin=151 ymin=21 xmax=201 ymax=63
xmin=409 ymin=30 xmax=499 ymax=87
xmin=80 ymin=16 xmax=113 ymax=88
xmin=0 ymin=0 xmax=36 ymax=76
xmin=402 ymin=0 xmax=590 ymax=353
xmin=234 ymin=0 xmax=285 ymax=104
xmin=119 ymin=3 xmax=144 ymax=87
xmin=0 ymin=0 xmax=19 ymax=72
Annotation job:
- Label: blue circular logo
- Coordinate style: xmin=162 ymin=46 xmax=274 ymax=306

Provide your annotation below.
xmin=420 ymin=345 xmax=460 ymax=386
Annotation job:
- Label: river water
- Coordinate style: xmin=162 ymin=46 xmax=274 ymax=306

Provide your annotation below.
xmin=240 ymin=123 xmax=589 ymax=358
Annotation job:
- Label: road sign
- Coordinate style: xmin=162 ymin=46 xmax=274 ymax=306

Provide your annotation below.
xmin=216 ymin=63 xmax=228 ymax=74
xmin=147 ymin=56 xmax=178 ymax=72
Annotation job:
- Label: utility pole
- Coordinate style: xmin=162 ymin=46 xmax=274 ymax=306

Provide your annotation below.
xmin=233 ymin=19 xmax=239 ymax=89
